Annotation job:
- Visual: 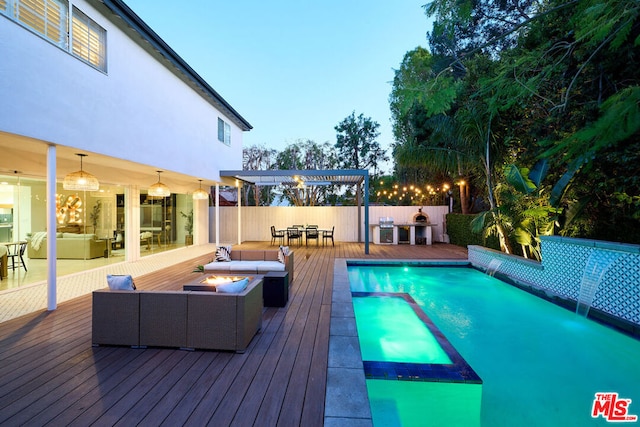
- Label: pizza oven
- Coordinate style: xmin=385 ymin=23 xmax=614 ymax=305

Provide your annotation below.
xmin=412 ymin=208 xmax=429 ymax=245
xmin=412 ymin=208 xmax=429 ymax=223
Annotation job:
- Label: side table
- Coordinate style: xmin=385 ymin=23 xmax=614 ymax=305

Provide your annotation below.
xmin=263 ymin=271 xmax=289 ymax=307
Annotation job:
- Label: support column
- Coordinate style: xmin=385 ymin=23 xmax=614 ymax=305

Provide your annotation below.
xmin=215 ymin=184 xmax=220 ymax=247
xmin=46 ymin=145 xmax=57 ymax=311
xmin=237 ymin=181 xmax=242 ymax=245
xmin=193 ymin=195 xmax=208 ymax=245
xmin=364 ymin=173 xmax=369 ymax=254
xmin=125 ymin=186 xmax=140 ymax=262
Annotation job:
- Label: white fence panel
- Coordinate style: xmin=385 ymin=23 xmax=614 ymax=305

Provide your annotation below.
xmin=210 ymin=205 xmax=449 ymax=244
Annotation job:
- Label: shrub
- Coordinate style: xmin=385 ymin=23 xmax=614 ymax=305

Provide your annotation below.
xmin=446 ymin=213 xmax=500 ymax=249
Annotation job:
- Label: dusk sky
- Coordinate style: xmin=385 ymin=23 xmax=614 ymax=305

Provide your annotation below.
xmin=124 ymin=1 xmax=434 ymax=172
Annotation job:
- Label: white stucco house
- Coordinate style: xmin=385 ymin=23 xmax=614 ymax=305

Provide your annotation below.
xmin=0 ymin=0 xmax=251 ymax=304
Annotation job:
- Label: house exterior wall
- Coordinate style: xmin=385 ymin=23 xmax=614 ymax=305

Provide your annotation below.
xmin=0 ymin=0 xmax=243 ymax=179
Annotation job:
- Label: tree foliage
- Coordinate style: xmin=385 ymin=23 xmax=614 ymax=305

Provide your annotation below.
xmin=242 ymin=144 xmax=277 ymax=206
xmin=334 ymin=112 xmax=388 ymax=177
xmin=391 ymin=0 xmax=640 ymax=245
xmin=274 ymin=139 xmax=339 ymax=206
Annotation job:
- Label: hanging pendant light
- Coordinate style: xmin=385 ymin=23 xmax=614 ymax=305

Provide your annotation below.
xmin=148 ymin=170 xmax=170 ymax=197
xmin=63 ymin=153 xmax=99 ymax=191
xmin=192 ymin=179 xmax=209 ymax=200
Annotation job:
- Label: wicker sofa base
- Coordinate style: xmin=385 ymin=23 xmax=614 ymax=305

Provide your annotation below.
xmin=92 ymin=278 xmax=263 ymax=352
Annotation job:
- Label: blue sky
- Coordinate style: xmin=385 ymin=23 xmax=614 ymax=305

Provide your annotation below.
xmin=124 ymin=1 xmax=433 ymax=172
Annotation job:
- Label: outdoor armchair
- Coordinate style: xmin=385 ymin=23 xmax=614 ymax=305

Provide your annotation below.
xmin=270 ymin=226 xmax=285 ymax=246
xmin=322 ymin=226 xmax=335 ymax=246
xmin=305 ymin=227 xmax=319 ymax=246
xmin=287 ymin=227 xmax=302 ymax=246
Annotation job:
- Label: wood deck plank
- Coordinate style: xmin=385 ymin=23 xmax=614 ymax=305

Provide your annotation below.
xmin=0 ymin=242 xmax=467 ymax=426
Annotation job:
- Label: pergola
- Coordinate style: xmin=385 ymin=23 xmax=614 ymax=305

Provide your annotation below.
xmin=220 ymin=169 xmax=370 ymax=254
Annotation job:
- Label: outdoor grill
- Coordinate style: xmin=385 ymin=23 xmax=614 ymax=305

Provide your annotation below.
xmin=379 ymin=216 xmax=394 ymax=244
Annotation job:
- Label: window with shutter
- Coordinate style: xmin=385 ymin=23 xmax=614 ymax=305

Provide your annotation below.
xmin=1 ymin=0 xmax=68 ymax=49
xmin=71 ymin=6 xmax=106 ymax=71
xmin=1 ymin=1 xmax=107 ymax=72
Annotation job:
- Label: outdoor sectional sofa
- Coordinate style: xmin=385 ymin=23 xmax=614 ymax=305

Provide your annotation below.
xmin=91 ymin=277 xmax=263 ymax=352
xmin=203 ymin=249 xmax=294 ymax=283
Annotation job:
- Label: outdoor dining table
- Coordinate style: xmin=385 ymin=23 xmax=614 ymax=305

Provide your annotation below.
xmin=282 ymin=226 xmax=331 ymax=246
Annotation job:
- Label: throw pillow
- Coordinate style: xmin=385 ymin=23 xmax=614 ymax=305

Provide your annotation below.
xmin=216 ymin=277 xmax=249 ymax=293
xmin=106 ymin=274 xmax=136 ymax=290
xmin=215 ymin=245 xmax=232 ymax=262
xmin=278 ymin=245 xmax=290 ymax=264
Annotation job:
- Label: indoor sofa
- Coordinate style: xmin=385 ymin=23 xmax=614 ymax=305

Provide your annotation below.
xmin=92 ymin=276 xmax=263 ymax=352
xmin=26 ymin=232 xmax=105 ymax=259
xmin=203 ymin=249 xmax=294 ymax=283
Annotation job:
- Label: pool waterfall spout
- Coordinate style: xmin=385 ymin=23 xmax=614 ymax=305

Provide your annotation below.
xmin=486 ymin=258 xmax=503 ymax=277
xmin=576 ymin=251 xmax=622 ymax=317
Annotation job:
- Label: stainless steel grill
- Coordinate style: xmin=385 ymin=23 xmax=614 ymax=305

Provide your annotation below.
xmin=379 ymin=217 xmax=393 ymax=243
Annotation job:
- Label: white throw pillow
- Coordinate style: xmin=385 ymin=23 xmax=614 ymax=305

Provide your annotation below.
xmin=278 ymin=245 xmax=290 ymax=264
xmin=106 ymin=274 xmax=136 ymax=290
xmin=216 ymin=277 xmax=249 ymax=293
xmin=215 ymin=245 xmax=232 ymax=262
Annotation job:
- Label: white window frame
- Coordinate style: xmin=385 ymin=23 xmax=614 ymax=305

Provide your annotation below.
xmin=71 ymin=5 xmax=106 ymax=71
xmin=1 ymin=1 xmax=107 ymax=72
xmin=218 ymin=118 xmax=231 ymax=146
xmin=1 ymin=0 xmax=69 ymax=49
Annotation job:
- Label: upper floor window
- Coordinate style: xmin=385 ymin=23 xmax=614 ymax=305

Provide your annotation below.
xmin=218 ymin=118 xmax=231 ymax=145
xmin=1 ymin=0 xmax=107 ymax=72
xmin=71 ymin=6 xmax=106 ymax=70
xmin=0 ymin=0 xmax=68 ymax=49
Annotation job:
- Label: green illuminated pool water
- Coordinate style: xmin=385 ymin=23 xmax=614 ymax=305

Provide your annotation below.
xmin=348 ymin=265 xmax=640 ymax=427
xmin=352 ymin=296 xmax=451 ymax=364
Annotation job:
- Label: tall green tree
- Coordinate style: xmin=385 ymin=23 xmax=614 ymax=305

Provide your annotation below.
xmin=334 ymin=112 xmax=388 ymax=177
xmin=275 ymin=139 xmax=338 ymax=206
xmin=242 ymin=144 xmax=277 ymax=206
xmin=392 ymin=0 xmax=640 ymax=248
xmin=390 ymin=47 xmax=480 ymax=214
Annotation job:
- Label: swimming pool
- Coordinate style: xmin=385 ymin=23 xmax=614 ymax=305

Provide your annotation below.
xmin=348 ymin=264 xmax=640 ymax=427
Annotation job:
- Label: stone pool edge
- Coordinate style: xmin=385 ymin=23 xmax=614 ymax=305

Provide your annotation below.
xmin=324 ymin=258 xmax=471 ymax=426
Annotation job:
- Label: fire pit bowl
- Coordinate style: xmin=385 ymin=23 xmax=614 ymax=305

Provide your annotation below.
xmin=183 ymin=275 xmax=256 ymax=292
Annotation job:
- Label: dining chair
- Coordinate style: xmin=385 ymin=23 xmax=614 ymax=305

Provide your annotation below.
xmin=322 ymin=226 xmax=335 ymax=247
xmin=287 ymin=227 xmax=302 ymax=246
xmin=271 ymin=226 xmax=285 ymax=246
xmin=8 ymin=242 xmax=28 ymax=271
xmin=305 ymin=226 xmax=319 ymax=246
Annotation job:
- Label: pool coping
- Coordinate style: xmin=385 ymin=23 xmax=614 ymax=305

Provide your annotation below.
xmin=324 ymin=258 xmax=470 ymax=426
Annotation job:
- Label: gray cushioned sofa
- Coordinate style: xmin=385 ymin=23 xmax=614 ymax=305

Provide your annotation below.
xmin=203 ymin=249 xmax=294 ymax=282
xmin=92 ymin=277 xmax=263 ymax=352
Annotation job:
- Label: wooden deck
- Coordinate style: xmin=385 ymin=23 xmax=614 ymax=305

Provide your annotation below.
xmin=0 ymin=242 xmax=467 ymax=426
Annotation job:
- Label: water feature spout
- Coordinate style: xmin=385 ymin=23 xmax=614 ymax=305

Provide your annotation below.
xmin=576 ymin=250 xmax=622 ymax=317
xmin=485 ymin=258 xmax=503 ymax=277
